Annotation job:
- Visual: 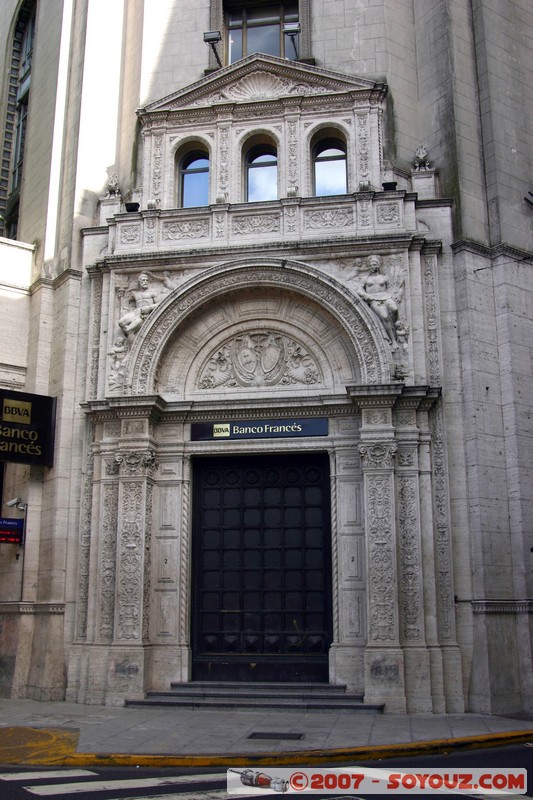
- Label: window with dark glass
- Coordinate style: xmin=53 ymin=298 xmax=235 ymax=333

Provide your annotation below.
xmin=179 ymin=151 xmax=210 ymax=207
xmin=313 ymin=138 xmax=347 ymax=196
xmin=1 ymin=2 xmax=36 ymax=238
xmin=245 ymin=144 xmax=278 ymax=201
xmin=227 ymin=2 xmax=299 ymax=63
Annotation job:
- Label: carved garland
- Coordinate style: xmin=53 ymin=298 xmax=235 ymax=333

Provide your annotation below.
xmin=99 ymin=483 xmax=119 ymax=641
xmin=397 ymin=474 xmax=422 ymax=641
xmin=430 ymin=405 xmax=455 ymax=640
xmin=89 ymin=276 xmax=103 ymax=401
xmin=76 ymin=422 xmax=95 ymax=640
xmin=423 ymin=254 xmax=441 ymax=385
xmin=116 ymin=481 xmax=144 ymax=641
xmin=359 ymin=443 xmax=398 ymax=643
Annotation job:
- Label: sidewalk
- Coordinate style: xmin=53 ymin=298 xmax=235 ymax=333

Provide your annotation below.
xmin=0 ymin=697 xmax=532 ymax=767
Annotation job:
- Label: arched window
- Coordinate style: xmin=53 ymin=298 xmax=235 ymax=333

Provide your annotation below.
xmin=313 ymin=137 xmax=347 ymax=196
xmin=179 ymin=151 xmax=210 ymax=207
xmin=245 ymin=144 xmax=277 ymax=202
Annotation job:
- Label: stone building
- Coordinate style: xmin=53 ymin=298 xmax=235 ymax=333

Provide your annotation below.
xmin=0 ymin=0 xmax=531 ymax=714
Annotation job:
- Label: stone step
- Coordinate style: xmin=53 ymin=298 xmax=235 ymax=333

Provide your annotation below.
xmin=169 ymin=680 xmax=351 ymax=696
xmin=125 ymin=682 xmax=383 ymax=713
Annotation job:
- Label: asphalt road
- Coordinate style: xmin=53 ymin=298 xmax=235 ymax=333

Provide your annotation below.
xmin=0 ymin=743 xmax=530 ymax=800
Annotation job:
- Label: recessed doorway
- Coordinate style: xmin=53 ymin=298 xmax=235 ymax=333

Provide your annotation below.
xmin=191 ymin=452 xmax=332 ymax=681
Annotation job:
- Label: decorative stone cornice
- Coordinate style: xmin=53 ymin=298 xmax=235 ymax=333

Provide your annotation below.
xmin=0 ymin=602 xmax=65 ymax=615
xmin=471 ymin=600 xmax=533 ymax=615
xmin=451 ymin=239 xmax=533 ymax=263
xmin=347 ymin=384 xmax=441 ymax=411
xmin=82 ymin=395 xmax=166 ymax=423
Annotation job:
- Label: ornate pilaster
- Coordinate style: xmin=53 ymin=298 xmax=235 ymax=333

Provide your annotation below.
xmin=355 ymin=389 xmax=406 ymax=712
xmin=394 ymin=402 xmax=432 ymax=712
xmin=177 ymin=454 xmax=192 ymax=680
xmin=104 ymin=445 xmax=158 ymax=702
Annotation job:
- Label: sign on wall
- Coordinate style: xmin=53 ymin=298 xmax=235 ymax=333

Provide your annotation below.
xmin=191 ymin=417 xmax=328 ymax=441
xmin=0 ymin=389 xmax=57 ymax=467
xmin=0 ymin=517 xmax=24 ymax=545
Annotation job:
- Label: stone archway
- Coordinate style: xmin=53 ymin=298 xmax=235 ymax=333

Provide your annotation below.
xmin=123 ymin=259 xmax=391 ymax=397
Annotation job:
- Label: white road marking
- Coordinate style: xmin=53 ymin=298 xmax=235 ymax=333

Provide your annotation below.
xmin=0 ymin=770 xmax=97 ymax=781
xmin=24 ymin=772 xmax=227 ymax=796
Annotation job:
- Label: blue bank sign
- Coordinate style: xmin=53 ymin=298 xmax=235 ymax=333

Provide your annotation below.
xmin=191 ymin=417 xmax=328 ymax=441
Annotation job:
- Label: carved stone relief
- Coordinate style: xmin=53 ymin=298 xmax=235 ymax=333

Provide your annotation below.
xmin=116 ymin=481 xmax=144 ymax=641
xmin=99 ymin=484 xmax=118 ymax=641
xmin=359 ymin=443 xmax=397 ymax=470
xmin=397 ymin=474 xmax=422 ymax=641
xmin=198 ymin=331 xmax=321 ymax=389
xmin=430 ymin=406 xmax=455 ymax=641
xmin=109 ymin=271 xmax=185 ymax=394
xmin=192 ymin=71 xmax=330 ymax=106
xmin=114 ymin=450 xmax=158 ymax=477
xmin=231 ymin=214 xmax=280 ymax=236
xmin=76 ymin=423 xmax=95 ymax=640
xmin=131 ymin=264 xmax=390 ymax=395
xmin=304 ymin=208 xmax=353 ymax=230
xmin=161 ymin=220 xmax=209 ymax=240
xmin=338 ymin=255 xmax=409 ymax=355
xmin=365 ymin=473 xmax=396 ymax=642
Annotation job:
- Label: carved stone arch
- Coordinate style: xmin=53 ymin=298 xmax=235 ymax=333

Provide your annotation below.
xmin=171 ymin=133 xmax=214 ymax=159
xmin=124 ymin=259 xmax=391 ymax=396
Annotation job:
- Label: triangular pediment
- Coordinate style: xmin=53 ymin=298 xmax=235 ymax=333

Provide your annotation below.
xmin=140 ymin=54 xmax=386 ymax=114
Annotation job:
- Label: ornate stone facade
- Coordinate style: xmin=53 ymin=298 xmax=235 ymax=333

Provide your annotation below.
xmin=2 ymin=6 xmax=530 ymax=716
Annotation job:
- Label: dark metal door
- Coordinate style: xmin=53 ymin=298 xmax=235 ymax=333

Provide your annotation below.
xmin=191 ymin=453 xmax=332 ymax=682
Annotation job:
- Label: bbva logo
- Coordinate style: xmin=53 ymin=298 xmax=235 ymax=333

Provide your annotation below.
xmin=2 ymin=398 xmax=32 ymax=424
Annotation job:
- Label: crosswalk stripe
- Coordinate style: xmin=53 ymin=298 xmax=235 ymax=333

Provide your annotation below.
xmin=0 ymin=770 xmax=97 ymax=781
xmin=24 ymin=772 xmax=227 ymax=796
xmin=108 ymin=793 xmax=254 ymax=800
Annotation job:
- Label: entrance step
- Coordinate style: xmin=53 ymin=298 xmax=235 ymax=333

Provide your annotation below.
xmin=125 ymin=682 xmax=384 ymax=713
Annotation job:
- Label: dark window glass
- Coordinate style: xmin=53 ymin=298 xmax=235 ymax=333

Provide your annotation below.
xmin=246 ymin=145 xmax=277 ymax=201
xmin=179 ymin=152 xmax=209 ymax=207
xmin=227 ymin=2 xmax=299 ymax=63
xmin=313 ymin=139 xmax=347 ymax=196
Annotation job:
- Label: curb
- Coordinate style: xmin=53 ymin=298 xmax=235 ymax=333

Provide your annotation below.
xmin=1 ymin=727 xmax=532 ymax=768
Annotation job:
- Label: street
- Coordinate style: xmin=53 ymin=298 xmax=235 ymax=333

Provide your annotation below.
xmin=0 ymin=743 xmax=530 ymax=800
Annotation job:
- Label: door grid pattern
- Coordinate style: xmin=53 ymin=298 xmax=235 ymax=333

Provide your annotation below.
xmin=192 ymin=453 xmax=332 ymax=681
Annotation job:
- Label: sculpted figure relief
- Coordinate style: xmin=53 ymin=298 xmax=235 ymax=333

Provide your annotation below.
xmin=338 ymin=255 xmax=408 ymax=352
xmin=118 ymin=273 xmax=160 ymax=337
xmin=108 ymin=270 xmax=184 ymax=393
xmin=357 ymin=255 xmax=400 ymax=348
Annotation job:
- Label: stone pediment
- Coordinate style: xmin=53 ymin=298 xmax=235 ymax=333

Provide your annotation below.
xmin=140 ymin=54 xmax=386 ymax=114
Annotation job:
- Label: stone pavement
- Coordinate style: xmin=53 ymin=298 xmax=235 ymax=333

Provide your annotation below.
xmin=0 ymin=697 xmax=532 ymax=767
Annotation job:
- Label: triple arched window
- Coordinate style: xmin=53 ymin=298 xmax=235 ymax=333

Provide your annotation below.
xmin=175 ymin=129 xmax=348 ymax=206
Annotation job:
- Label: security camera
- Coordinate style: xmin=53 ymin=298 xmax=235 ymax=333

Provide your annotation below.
xmin=203 ymin=30 xmax=222 ymax=44
xmin=6 ymin=497 xmax=21 ymax=507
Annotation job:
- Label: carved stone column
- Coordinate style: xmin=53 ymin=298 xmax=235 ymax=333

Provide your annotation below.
xmin=394 ymin=402 xmax=432 ymax=712
xmin=106 ymin=445 xmax=158 ymax=703
xmin=353 ymin=388 xmax=407 ymax=712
